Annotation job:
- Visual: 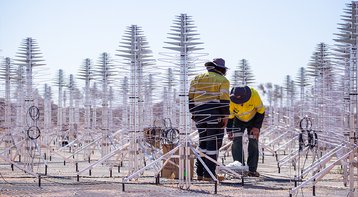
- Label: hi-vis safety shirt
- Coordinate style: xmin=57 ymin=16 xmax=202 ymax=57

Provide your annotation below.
xmin=229 ymin=87 xmax=265 ymax=123
xmin=189 ymin=71 xmax=230 ymax=119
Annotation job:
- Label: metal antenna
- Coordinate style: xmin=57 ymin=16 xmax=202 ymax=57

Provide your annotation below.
xmin=117 ymin=25 xmax=155 ymax=173
xmin=334 ymin=2 xmax=358 ymax=195
xmin=333 ymin=10 xmax=353 ymax=132
xmin=13 ymin=37 xmax=46 ymax=174
xmin=307 ymin=43 xmax=332 ymax=131
xmin=55 ymin=69 xmax=66 ymax=144
xmin=94 ymin=52 xmax=115 ymax=157
xmin=78 ymin=58 xmax=93 ymax=141
xmin=68 ymin=74 xmax=76 ymax=143
xmin=77 ymin=27 xmax=155 ymax=177
xmin=165 ymin=14 xmax=203 ymax=187
xmin=61 ymin=59 xmax=95 ymax=163
xmin=295 ymin=67 xmax=310 ymax=118
xmin=280 ymin=4 xmax=358 ymax=194
xmin=284 ymin=75 xmax=295 ymax=127
xmin=231 ymin=59 xmax=255 ymax=86
xmin=0 ymin=57 xmax=15 ymax=156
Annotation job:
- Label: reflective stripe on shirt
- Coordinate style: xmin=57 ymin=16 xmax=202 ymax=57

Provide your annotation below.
xmin=206 ymin=150 xmax=219 ymax=155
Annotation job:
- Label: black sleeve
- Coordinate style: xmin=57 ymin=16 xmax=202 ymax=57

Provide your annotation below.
xmin=253 ymin=112 xmax=265 ymax=129
xmin=189 ymin=98 xmax=195 ymax=113
xmin=219 ymin=100 xmax=230 ymax=116
xmin=226 ymin=118 xmax=234 ymax=132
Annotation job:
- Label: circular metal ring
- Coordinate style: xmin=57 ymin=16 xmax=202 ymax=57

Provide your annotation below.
xmin=27 ymin=126 xmax=41 ymax=140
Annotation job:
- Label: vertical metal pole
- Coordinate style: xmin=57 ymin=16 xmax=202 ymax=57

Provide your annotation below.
xmin=43 ymin=84 xmax=49 ymax=151
xmin=92 ymin=82 xmax=98 ymax=131
xmin=16 ymin=66 xmax=25 ymax=143
xmin=79 ymin=58 xmax=92 ymax=159
xmin=24 ymin=37 xmax=35 ymax=172
xmin=3 ymin=58 xmax=12 ymax=155
xmin=163 ymin=87 xmax=169 ymax=118
xmin=99 ymin=53 xmax=110 ymax=157
xmin=109 ymin=86 xmax=114 ymax=133
xmin=122 ymin=77 xmax=129 ymax=147
xmin=69 ymin=74 xmax=75 ymax=143
xmin=57 ymin=69 xmax=64 ymax=142
xmin=349 ymin=4 xmax=358 ymax=196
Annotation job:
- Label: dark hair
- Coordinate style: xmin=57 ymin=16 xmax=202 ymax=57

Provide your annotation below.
xmin=215 ymin=66 xmax=227 ymax=75
xmin=205 ymin=62 xmax=226 ymax=75
xmin=205 ymin=62 xmax=216 ymax=70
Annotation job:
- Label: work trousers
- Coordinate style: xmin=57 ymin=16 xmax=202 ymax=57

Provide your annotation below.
xmin=196 ymin=120 xmax=224 ymax=178
xmin=231 ymin=119 xmax=259 ymax=172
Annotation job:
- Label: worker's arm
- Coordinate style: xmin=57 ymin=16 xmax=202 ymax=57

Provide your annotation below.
xmin=251 ymin=90 xmax=265 ymax=140
xmin=226 ymin=102 xmax=236 ymax=140
xmin=252 ymin=90 xmax=265 ymax=129
xmin=218 ymin=79 xmax=230 ymax=116
xmin=226 ymin=117 xmax=235 ymax=140
xmin=252 ymin=112 xmax=265 ymax=129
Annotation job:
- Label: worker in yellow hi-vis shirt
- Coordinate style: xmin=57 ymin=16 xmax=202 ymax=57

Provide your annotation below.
xmin=189 ymin=58 xmax=230 ymax=181
xmin=227 ymin=86 xmax=265 ymax=177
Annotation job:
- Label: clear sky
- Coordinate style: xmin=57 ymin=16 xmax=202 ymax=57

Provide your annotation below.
xmin=0 ymin=0 xmax=352 ymax=91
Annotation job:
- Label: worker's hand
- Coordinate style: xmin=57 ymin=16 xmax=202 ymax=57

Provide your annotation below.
xmin=251 ymin=127 xmax=260 ymax=140
xmin=220 ymin=118 xmax=228 ymax=128
xmin=227 ymin=132 xmax=233 ymax=140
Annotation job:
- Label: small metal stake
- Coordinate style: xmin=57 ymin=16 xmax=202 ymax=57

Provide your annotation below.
xmin=155 ymin=174 xmax=160 ymax=185
xmin=214 ymin=181 xmax=217 ymax=194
